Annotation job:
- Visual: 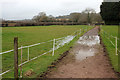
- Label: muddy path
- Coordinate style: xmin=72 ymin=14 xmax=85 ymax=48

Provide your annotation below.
xmin=45 ymin=26 xmax=117 ymax=78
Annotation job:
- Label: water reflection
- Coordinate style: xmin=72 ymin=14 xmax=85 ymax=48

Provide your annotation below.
xmin=75 ymin=35 xmax=100 ymax=61
xmin=77 ymin=36 xmax=100 ymax=46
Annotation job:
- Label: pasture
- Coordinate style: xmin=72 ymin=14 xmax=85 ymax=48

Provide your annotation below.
xmin=2 ymin=25 xmax=93 ymax=78
xmin=100 ymin=25 xmax=119 ymax=72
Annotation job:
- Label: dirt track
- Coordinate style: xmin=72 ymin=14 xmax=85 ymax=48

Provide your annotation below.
xmin=46 ymin=26 xmax=117 ymax=78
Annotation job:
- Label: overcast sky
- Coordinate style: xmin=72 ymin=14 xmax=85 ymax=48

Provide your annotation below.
xmin=0 ymin=0 xmax=103 ymax=20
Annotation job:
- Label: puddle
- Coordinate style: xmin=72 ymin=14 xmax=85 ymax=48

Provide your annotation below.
xmin=55 ymin=35 xmax=75 ymax=49
xmin=75 ymin=35 xmax=100 ymax=61
xmin=77 ymin=35 xmax=100 ymax=46
xmin=75 ymin=48 xmax=96 ymax=60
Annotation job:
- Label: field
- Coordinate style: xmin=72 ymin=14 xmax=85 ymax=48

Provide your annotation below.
xmin=2 ymin=25 xmax=93 ymax=78
xmin=100 ymin=25 xmax=119 ymax=72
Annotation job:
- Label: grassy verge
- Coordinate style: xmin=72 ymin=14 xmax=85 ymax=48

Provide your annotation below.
xmin=2 ymin=25 xmax=93 ymax=78
xmin=100 ymin=25 xmax=119 ymax=72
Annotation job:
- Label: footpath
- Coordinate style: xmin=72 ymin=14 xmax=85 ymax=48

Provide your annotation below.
xmin=46 ymin=26 xmax=117 ymax=78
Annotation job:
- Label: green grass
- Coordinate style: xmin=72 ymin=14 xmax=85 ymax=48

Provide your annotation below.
xmin=2 ymin=25 xmax=93 ymax=78
xmin=100 ymin=25 xmax=119 ymax=72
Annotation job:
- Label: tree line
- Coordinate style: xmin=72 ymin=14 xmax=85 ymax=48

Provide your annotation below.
xmin=32 ymin=8 xmax=103 ymax=25
xmin=1 ymin=8 xmax=104 ymax=27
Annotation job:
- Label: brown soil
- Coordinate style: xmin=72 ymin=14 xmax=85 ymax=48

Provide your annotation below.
xmin=45 ymin=26 xmax=118 ymax=78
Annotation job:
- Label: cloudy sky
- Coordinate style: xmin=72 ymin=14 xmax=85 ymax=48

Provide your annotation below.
xmin=0 ymin=0 xmax=103 ymax=20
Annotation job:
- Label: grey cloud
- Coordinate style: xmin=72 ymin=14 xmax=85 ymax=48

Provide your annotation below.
xmin=1 ymin=0 xmax=103 ymax=20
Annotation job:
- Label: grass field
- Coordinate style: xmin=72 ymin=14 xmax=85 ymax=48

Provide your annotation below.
xmin=100 ymin=25 xmax=119 ymax=72
xmin=2 ymin=25 xmax=93 ymax=78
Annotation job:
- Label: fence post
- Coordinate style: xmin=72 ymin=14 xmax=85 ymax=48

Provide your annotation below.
xmin=52 ymin=39 xmax=55 ymax=56
xmin=79 ymin=29 xmax=81 ymax=35
xmin=82 ymin=28 xmax=84 ymax=33
xmin=116 ymin=37 xmax=118 ymax=55
xmin=28 ymin=47 xmax=29 ymax=61
xmin=14 ymin=37 xmax=18 ymax=78
xmin=20 ymin=45 xmax=22 ymax=78
xmin=77 ymin=31 xmax=79 ymax=38
xmin=104 ymin=32 xmax=105 ymax=38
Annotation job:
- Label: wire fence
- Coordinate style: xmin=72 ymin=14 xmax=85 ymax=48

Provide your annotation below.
xmin=101 ymin=29 xmax=120 ymax=55
xmin=0 ymin=28 xmax=89 ymax=77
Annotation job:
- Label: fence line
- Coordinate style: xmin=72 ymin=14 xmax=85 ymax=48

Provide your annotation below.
xmin=101 ymin=29 xmax=120 ymax=40
xmin=0 ymin=36 xmax=69 ymax=55
xmin=0 ymin=49 xmax=52 ymax=76
xmin=1 ymin=28 xmax=83 ymax=76
xmin=1 ymin=29 xmax=82 ymax=55
xmin=0 ymin=35 xmax=75 ymax=76
xmin=101 ymin=31 xmax=120 ymax=54
xmin=0 ymin=70 xmax=11 ymax=76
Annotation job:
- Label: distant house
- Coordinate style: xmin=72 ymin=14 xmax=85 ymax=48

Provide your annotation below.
xmin=2 ymin=21 xmax=17 ymax=27
xmin=103 ymin=0 xmax=120 ymax=2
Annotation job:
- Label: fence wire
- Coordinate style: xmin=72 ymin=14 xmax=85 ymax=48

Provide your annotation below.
xmin=101 ymin=29 xmax=120 ymax=53
xmin=0 ymin=28 xmax=84 ymax=76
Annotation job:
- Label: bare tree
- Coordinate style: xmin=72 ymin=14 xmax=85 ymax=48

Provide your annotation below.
xmin=94 ymin=13 xmax=103 ymax=23
xmin=78 ymin=13 xmax=87 ymax=23
xmin=70 ymin=13 xmax=81 ymax=22
xmin=32 ymin=12 xmax=48 ymax=22
xmin=48 ymin=15 xmax=55 ymax=22
xmin=82 ymin=8 xmax=96 ymax=24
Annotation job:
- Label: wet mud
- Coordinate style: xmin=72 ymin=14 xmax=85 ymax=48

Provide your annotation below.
xmin=44 ymin=26 xmax=118 ymax=78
